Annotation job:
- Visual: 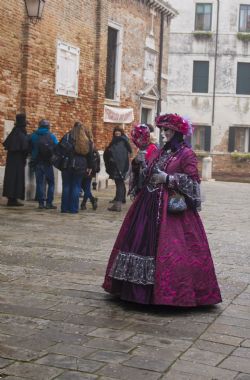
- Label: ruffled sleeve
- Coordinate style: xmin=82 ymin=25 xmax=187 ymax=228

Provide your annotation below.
xmin=168 ymin=149 xmax=201 ymax=209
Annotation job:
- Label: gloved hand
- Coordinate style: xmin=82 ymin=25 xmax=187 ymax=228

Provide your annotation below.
xmin=150 ymin=170 xmax=168 ymax=184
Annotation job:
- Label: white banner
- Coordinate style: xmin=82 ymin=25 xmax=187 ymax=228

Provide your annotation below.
xmin=104 ymin=105 xmax=134 ymax=124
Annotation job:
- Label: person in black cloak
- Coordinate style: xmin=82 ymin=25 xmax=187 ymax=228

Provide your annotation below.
xmin=2 ymin=113 xmax=29 ymax=206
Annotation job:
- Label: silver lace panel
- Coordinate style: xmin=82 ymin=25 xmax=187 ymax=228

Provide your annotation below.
xmin=109 ymin=251 xmax=155 ymax=285
xmin=169 ymin=173 xmax=201 ymax=206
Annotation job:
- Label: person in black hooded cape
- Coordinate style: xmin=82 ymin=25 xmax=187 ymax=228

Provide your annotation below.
xmin=2 ymin=113 xmax=29 ymax=206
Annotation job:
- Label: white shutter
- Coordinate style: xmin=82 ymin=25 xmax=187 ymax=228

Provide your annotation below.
xmin=56 ymin=41 xmax=80 ymax=97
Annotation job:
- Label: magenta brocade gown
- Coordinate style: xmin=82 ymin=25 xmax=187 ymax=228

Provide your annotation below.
xmin=102 ymin=145 xmax=222 ymax=306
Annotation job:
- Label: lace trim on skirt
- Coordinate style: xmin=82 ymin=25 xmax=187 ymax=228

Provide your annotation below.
xmin=109 ymin=251 xmax=155 ymax=285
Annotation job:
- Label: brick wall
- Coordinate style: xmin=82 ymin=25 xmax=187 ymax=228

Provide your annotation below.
xmin=0 ymin=0 xmax=25 ymax=163
xmin=0 ymin=0 xmax=171 ymax=163
xmin=0 ymin=0 xmax=108 ymax=165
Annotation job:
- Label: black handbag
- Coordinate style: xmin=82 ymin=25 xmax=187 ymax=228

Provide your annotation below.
xmin=168 ymin=191 xmax=187 ymax=213
xmin=51 ymin=133 xmax=74 ymax=171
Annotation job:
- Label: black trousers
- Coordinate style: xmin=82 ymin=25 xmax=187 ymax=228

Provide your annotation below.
xmin=114 ymin=178 xmax=126 ymax=202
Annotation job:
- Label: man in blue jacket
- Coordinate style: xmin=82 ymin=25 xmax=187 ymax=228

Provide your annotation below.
xmin=31 ymin=119 xmax=58 ymax=209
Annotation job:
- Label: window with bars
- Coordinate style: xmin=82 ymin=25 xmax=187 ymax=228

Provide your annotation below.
xmin=239 ymin=4 xmax=250 ymax=32
xmin=192 ymin=125 xmax=211 ymax=151
xmin=192 ymin=61 xmax=209 ymax=93
xmin=195 ymin=3 xmax=212 ymax=31
xmin=228 ymin=127 xmax=250 ymax=152
xmin=141 ymin=108 xmax=150 ymax=124
xmin=236 ymin=62 xmax=250 ymax=95
xmin=105 ymin=27 xmax=118 ymax=99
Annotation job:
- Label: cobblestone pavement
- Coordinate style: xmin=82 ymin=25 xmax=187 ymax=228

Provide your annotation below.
xmin=0 ymin=181 xmax=250 ymax=380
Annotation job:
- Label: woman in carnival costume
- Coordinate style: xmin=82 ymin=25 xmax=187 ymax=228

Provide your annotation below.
xmin=102 ymin=113 xmax=222 ymax=306
xmin=129 ymin=123 xmax=158 ymax=198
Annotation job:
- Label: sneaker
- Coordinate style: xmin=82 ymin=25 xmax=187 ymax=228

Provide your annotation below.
xmin=46 ymin=204 xmax=57 ymax=209
xmin=38 ymin=204 xmax=45 ymax=209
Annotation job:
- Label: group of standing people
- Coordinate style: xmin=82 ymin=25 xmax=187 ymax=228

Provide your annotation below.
xmin=2 ymin=113 xmax=99 ymax=214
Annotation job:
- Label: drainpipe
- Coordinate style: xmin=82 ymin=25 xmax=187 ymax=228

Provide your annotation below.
xmin=212 ymin=0 xmax=220 ymax=125
xmin=157 ymin=12 xmax=164 ymax=116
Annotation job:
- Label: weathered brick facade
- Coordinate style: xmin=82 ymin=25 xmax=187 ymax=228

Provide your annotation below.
xmin=0 ymin=0 xmax=175 ymax=166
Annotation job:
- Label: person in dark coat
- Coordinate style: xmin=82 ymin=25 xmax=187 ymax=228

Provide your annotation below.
xmin=30 ymin=119 xmax=58 ymax=209
xmin=2 ymin=113 xmax=29 ymax=206
xmin=60 ymin=122 xmax=93 ymax=214
xmin=80 ymin=139 xmax=100 ymax=211
xmin=104 ymin=126 xmax=132 ymax=212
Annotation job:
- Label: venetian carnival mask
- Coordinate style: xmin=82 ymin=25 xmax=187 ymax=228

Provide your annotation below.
xmin=160 ymin=127 xmax=175 ymax=143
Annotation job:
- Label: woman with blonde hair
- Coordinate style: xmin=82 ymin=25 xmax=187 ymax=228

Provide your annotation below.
xmin=60 ymin=122 xmax=92 ymax=213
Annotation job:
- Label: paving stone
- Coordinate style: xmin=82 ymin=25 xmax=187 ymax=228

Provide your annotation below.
xmin=0 ymin=323 xmax=35 ymax=338
xmin=64 ymin=315 xmax=130 ymax=329
xmin=131 ymin=345 xmax=180 ymax=361
xmin=97 ymin=363 xmax=162 ymax=380
xmin=207 ymin=322 xmax=250 ymax=339
xmin=194 ymin=339 xmax=235 ymax=354
xmin=35 ymin=354 xmax=78 ymax=370
xmin=47 ymin=343 xmax=96 ymax=358
xmin=128 ymin=321 xmax=206 ymax=339
xmin=219 ymin=356 xmax=250 ymax=373
xmin=76 ymin=358 xmax=105 ymax=373
xmin=0 ymin=357 xmax=13 ymax=368
xmin=87 ymin=328 xmax=134 ymax=341
xmin=233 ymin=297 xmax=250 ymax=307
xmin=48 ymin=303 xmax=95 ymax=314
xmin=233 ymin=347 xmax=250 ymax=358
xmin=0 ymin=377 xmax=27 ymax=380
xmin=87 ymin=350 xmax=130 ymax=363
xmin=235 ymin=374 xmax=250 ymax=380
xmin=56 ymin=371 xmax=98 ymax=379
xmin=123 ymin=355 xmax=172 ymax=372
xmin=2 ymin=362 xmax=63 ymax=379
xmin=0 ymin=303 xmax=49 ymax=319
xmin=0 ymin=344 xmax=41 ymax=361
xmin=222 ymin=305 xmax=250 ymax=320
xmin=43 ymin=311 xmax=71 ymax=322
xmin=171 ymin=359 xmax=238 ymax=379
xmin=127 ymin=335 xmax=192 ymax=351
xmin=85 ymin=338 xmax=136 ymax=353
xmin=180 ymin=347 xmax=226 ymax=366
xmin=5 ymin=334 xmax=57 ymax=351
xmin=199 ymin=332 xmax=243 ymax=346
xmin=216 ymin=315 xmax=250 ymax=329
xmin=242 ymin=340 xmax=250 ymax=348
xmin=161 ymin=370 xmax=208 ymax=380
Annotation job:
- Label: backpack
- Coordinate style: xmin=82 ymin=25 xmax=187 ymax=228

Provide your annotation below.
xmin=37 ymin=134 xmax=54 ymax=162
xmin=51 ymin=133 xmax=74 ymax=170
xmin=92 ymin=149 xmax=100 ymax=173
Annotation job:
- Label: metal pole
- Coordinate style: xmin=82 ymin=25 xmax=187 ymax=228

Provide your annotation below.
xmin=212 ymin=0 xmax=220 ymax=125
xmin=157 ymin=12 xmax=164 ymax=116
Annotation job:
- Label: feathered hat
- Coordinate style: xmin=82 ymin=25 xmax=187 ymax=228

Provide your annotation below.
xmin=155 ymin=113 xmax=193 ymax=136
xmin=131 ymin=123 xmax=150 ymax=149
